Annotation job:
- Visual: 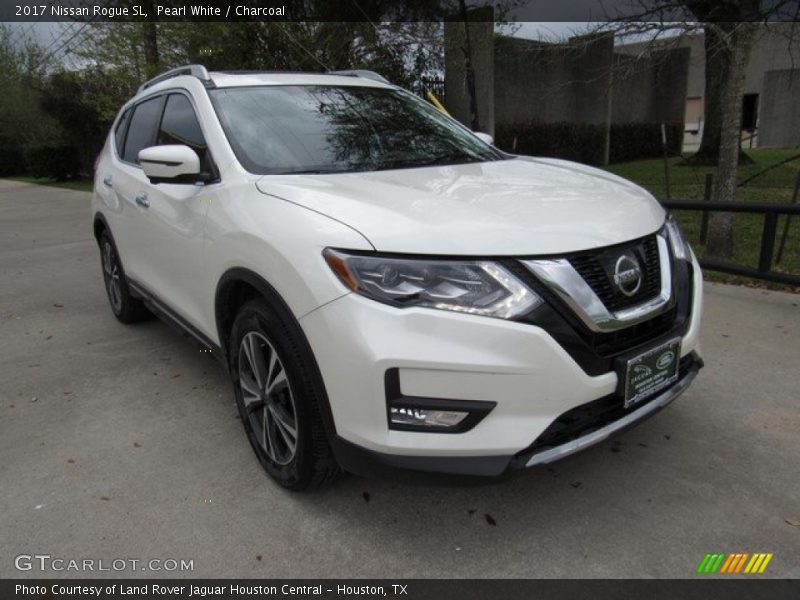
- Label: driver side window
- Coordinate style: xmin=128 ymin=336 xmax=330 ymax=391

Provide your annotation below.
xmin=157 ymin=94 xmax=211 ymax=173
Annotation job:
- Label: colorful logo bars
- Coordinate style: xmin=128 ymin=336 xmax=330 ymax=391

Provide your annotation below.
xmin=696 ymin=552 xmax=773 ymax=574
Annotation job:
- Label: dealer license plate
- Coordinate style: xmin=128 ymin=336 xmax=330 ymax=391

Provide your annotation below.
xmin=624 ymin=338 xmax=681 ymax=408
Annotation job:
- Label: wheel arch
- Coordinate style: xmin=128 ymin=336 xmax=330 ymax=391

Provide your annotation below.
xmin=214 ymin=267 xmax=339 ymax=439
xmin=93 ymin=212 xmax=111 ymax=245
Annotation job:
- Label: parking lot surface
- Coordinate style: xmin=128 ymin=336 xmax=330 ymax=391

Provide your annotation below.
xmin=1 ymin=179 xmax=798 ymax=578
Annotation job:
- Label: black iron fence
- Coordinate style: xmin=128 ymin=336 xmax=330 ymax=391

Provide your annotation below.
xmin=417 ymin=77 xmax=445 ymax=101
xmin=660 ymin=199 xmax=800 ymax=286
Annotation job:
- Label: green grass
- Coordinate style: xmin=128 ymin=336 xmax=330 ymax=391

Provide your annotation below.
xmin=605 ymin=149 xmax=800 ymax=291
xmin=4 ymin=176 xmax=93 ymax=193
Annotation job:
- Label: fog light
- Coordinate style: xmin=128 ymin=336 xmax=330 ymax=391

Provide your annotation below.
xmin=389 ymin=407 xmax=469 ymax=428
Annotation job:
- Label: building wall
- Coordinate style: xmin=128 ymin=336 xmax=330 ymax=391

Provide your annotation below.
xmin=611 ymin=47 xmax=690 ymax=124
xmin=492 ymin=35 xmax=617 ymax=125
xmin=617 ymin=24 xmax=800 ymax=148
xmin=759 ymin=69 xmax=800 ymax=148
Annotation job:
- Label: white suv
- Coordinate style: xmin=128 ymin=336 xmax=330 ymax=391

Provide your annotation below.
xmin=93 ymin=65 xmax=703 ymax=490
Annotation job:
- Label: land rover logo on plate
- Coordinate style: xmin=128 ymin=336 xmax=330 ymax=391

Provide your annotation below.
xmin=613 ymin=254 xmax=642 ymax=297
xmin=624 ymin=338 xmax=681 ymax=408
xmin=656 ymin=350 xmax=676 ymax=370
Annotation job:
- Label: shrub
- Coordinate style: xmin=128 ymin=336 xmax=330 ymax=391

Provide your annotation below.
xmin=495 ymin=121 xmax=606 ymax=166
xmin=609 ymin=122 xmax=682 ymax=163
xmin=494 ymin=121 xmax=683 ymax=166
xmin=23 ymin=145 xmax=81 ymax=181
xmin=0 ymin=146 xmax=26 ymax=176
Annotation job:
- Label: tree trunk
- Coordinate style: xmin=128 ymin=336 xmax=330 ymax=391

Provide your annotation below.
xmin=141 ymin=2 xmax=159 ymax=79
xmin=458 ymin=0 xmax=480 ymax=131
xmin=688 ymin=25 xmax=754 ymax=166
xmin=706 ymin=23 xmax=757 ymax=258
xmin=691 ymin=27 xmax=726 ymax=164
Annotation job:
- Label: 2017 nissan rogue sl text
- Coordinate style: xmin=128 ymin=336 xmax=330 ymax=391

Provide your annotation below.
xmin=92 ymin=65 xmax=703 ymax=490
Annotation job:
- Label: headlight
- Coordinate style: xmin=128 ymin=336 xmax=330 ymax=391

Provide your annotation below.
xmin=323 ymin=249 xmax=541 ymax=319
xmin=665 ymin=215 xmax=692 ymax=261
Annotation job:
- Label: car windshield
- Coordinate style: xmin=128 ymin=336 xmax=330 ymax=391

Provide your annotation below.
xmin=209 ymin=85 xmax=505 ymax=175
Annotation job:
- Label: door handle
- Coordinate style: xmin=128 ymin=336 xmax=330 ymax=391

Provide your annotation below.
xmin=103 ymin=175 xmax=113 ymax=188
xmin=135 ymin=193 xmax=149 ymax=208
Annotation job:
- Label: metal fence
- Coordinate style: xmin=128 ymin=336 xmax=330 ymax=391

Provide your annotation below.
xmin=660 ymin=200 xmax=800 ymax=286
xmin=416 ymin=77 xmax=445 ymax=101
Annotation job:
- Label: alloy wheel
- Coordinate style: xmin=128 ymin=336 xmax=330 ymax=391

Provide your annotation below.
xmin=102 ymin=240 xmax=123 ymax=313
xmin=238 ymin=331 xmax=298 ymax=466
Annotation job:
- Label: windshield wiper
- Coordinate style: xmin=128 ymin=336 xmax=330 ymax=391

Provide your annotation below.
xmin=274 ymin=167 xmax=348 ymax=175
xmin=378 ymin=153 xmax=481 ymax=170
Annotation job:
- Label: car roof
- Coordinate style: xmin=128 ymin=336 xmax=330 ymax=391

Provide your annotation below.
xmin=207 ymin=71 xmax=393 ymax=89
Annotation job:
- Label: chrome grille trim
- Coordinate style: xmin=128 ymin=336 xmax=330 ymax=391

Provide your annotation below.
xmin=522 ymin=231 xmax=673 ymax=332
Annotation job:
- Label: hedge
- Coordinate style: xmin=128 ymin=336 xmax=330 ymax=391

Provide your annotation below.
xmin=495 ymin=121 xmax=683 ymax=166
xmin=0 ymin=147 xmax=26 ymax=176
xmin=22 ymin=145 xmax=82 ymax=181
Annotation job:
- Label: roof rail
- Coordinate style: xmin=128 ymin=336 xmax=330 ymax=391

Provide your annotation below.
xmin=327 ymin=69 xmax=391 ymax=85
xmin=138 ymin=65 xmax=213 ymax=93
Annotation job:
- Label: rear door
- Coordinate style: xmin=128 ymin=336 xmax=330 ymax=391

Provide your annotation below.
xmin=110 ymin=94 xmax=166 ymax=283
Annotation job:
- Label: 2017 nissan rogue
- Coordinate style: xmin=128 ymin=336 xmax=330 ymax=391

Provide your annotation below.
xmin=92 ymin=65 xmax=703 ymax=490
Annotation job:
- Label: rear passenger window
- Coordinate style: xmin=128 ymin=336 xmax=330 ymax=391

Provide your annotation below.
xmin=157 ymin=94 xmax=210 ymax=172
xmin=122 ymin=96 xmax=165 ymax=164
xmin=114 ymin=108 xmax=131 ymax=155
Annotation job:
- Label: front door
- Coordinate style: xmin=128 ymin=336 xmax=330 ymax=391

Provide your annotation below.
xmin=133 ymin=92 xmax=216 ymax=336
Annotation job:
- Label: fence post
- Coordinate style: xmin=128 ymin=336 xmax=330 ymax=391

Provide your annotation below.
xmin=759 ymin=213 xmax=779 ymax=273
xmin=661 ymin=123 xmax=671 ymax=199
xmin=700 ymin=173 xmax=713 ymax=245
xmin=776 ymin=169 xmax=800 ymax=264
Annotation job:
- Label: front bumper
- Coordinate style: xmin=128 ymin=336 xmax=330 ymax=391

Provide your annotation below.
xmin=329 ymin=353 xmax=701 ymax=479
xmin=299 ymin=254 xmax=703 ymax=478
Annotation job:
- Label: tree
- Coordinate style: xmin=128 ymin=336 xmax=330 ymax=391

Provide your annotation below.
xmin=0 ymin=25 xmax=59 ymax=174
xmin=683 ymin=4 xmax=754 ymax=166
xmin=608 ymin=0 xmax=797 ymax=259
xmin=39 ymin=67 xmax=130 ymax=174
xmin=703 ymin=21 xmax=759 ymax=256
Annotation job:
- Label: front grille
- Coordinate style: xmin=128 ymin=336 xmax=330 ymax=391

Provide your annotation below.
xmin=568 ymin=235 xmax=661 ymax=311
xmin=521 ymin=354 xmax=697 ymax=455
xmin=592 ymin=306 xmax=677 ymax=356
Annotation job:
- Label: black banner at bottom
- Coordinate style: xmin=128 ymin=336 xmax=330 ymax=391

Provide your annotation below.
xmin=2 ymin=579 xmax=797 ymax=600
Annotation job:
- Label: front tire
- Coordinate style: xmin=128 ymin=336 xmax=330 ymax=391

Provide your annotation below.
xmin=98 ymin=230 xmax=151 ymax=324
xmin=230 ymin=298 xmax=340 ymax=490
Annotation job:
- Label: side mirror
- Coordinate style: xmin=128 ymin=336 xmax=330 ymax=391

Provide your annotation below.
xmin=139 ymin=145 xmax=202 ymax=184
xmin=474 ymin=132 xmax=494 ymax=145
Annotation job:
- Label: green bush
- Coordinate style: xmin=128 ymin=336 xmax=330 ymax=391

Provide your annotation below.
xmin=495 ymin=121 xmax=606 ymax=166
xmin=23 ymin=145 xmax=81 ymax=181
xmin=0 ymin=146 xmax=26 ymax=176
xmin=610 ymin=122 xmax=682 ymax=163
xmin=495 ymin=121 xmax=683 ymax=166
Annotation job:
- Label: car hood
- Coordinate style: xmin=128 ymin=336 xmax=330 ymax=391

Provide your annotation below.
xmin=255 ymin=157 xmax=665 ymax=255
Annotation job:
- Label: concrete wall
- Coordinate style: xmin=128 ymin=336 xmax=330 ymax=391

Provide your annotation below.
xmin=491 ymin=33 xmax=686 ymax=127
xmin=444 ymin=8 xmax=495 ymax=136
xmin=492 ymin=34 xmax=614 ymax=126
xmin=611 ymin=46 xmax=690 ymax=124
xmin=759 ymin=69 xmax=800 ymax=148
xmin=617 ymin=24 xmax=800 ymax=148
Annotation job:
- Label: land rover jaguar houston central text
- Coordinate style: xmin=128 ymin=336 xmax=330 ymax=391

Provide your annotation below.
xmin=92 ymin=66 xmax=703 ymax=489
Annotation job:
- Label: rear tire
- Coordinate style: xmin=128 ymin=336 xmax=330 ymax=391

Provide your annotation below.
xmin=99 ymin=230 xmax=151 ymax=324
xmin=230 ymin=298 xmax=341 ymax=491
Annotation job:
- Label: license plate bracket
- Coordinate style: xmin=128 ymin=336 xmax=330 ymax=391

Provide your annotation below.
xmin=623 ymin=338 xmax=681 ymax=408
